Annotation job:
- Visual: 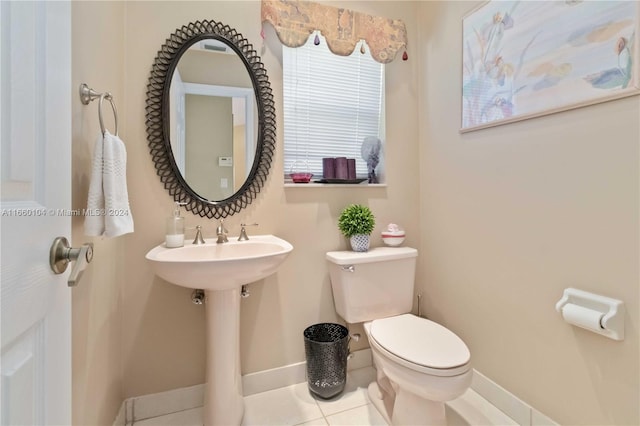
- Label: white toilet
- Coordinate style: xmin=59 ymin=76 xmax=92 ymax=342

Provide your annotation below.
xmin=326 ymin=247 xmax=472 ymax=425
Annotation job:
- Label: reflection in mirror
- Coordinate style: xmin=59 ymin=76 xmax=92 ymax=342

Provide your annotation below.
xmin=169 ymin=43 xmax=258 ymax=201
xmin=146 ymin=20 xmax=275 ymax=219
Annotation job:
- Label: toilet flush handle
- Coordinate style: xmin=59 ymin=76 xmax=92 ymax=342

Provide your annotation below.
xmin=341 ymin=265 xmax=355 ymax=272
xmin=347 ymin=333 xmax=360 ymax=360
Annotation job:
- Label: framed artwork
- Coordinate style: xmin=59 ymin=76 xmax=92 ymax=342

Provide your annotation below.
xmin=461 ymin=1 xmax=639 ymax=132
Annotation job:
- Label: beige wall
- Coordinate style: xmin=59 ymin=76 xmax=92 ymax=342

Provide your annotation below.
xmin=417 ymin=2 xmax=639 ymax=425
xmin=121 ymin=0 xmax=420 ymax=399
xmin=71 ymin=2 xmax=125 ymax=425
xmin=69 ymin=1 xmax=638 ymax=425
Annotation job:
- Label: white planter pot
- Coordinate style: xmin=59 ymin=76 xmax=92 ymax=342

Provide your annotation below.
xmin=350 ymin=234 xmax=370 ymax=252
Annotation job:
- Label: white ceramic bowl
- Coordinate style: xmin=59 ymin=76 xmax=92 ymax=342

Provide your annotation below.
xmin=381 ymin=232 xmax=405 ymax=246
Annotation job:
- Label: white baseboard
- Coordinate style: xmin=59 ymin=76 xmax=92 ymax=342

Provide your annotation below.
xmin=243 ymin=348 xmax=371 ymax=395
xmin=242 ymin=361 xmax=306 ymax=396
xmin=122 ymin=383 xmax=204 ymax=424
xmin=470 ymin=370 xmax=559 ymax=426
xmin=113 ymin=348 xmax=556 ymax=426
xmin=114 ymin=349 xmax=373 ymax=424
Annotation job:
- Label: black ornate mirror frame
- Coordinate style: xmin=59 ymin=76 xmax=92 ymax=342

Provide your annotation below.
xmin=146 ymin=20 xmax=275 ymax=219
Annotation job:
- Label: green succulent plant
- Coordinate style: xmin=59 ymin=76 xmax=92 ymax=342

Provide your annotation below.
xmin=338 ymin=204 xmax=375 ymax=238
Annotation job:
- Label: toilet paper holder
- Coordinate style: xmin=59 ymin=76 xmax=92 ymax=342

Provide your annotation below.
xmin=555 ymin=288 xmax=625 ymax=341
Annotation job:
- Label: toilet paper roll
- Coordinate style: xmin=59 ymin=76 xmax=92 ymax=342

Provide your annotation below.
xmin=561 ymin=303 xmax=605 ymax=332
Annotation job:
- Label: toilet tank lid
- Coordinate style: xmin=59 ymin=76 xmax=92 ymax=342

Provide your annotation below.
xmin=326 ymin=247 xmax=417 ymax=265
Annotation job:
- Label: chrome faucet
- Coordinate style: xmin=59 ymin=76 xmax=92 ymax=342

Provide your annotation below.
xmin=192 ymin=225 xmax=205 ymax=245
xmin=216 ymin=219 xmax=228 ymax=244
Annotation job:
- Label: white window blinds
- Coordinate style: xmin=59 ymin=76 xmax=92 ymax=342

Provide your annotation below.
xmin=283 ymin=32 xmax=385 ymax=179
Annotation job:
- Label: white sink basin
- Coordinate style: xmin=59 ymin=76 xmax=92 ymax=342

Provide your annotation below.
xmin=145 ymin=235 xmax=293 ymax=290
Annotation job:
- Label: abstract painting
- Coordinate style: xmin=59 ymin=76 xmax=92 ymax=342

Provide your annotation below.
xmin=461 ymin=1 xmax=639 ymax=132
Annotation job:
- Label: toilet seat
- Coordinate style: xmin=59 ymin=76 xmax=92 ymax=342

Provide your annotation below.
xmin=369 ymin=314 xmax=471 ymax=377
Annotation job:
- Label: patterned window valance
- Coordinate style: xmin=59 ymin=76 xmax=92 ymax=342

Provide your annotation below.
xmin=261 ymin=0 xmax=408 ymax=64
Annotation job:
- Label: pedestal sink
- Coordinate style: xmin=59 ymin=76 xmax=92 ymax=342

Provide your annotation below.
xmin=145 ymin=235 xmax=293 ymax=425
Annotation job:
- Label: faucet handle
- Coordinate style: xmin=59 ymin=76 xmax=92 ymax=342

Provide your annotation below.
xmin=238 ymin=223 xmax=258 ymax=241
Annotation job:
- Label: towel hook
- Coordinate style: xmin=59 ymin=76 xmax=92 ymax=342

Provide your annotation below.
xmin=79 ymin=83 xmax=119 ymax=136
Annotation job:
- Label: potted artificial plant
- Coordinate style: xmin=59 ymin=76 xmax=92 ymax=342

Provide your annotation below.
xmin=338 ymin=204 xmax=375 ymax=252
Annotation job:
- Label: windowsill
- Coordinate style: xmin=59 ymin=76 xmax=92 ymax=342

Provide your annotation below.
xmin=284 ymin=182 xmax=387 ymax=188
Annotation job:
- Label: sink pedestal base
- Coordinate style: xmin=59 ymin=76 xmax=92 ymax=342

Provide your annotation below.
xmin=204 ymin=288 xmax=243 ymax=425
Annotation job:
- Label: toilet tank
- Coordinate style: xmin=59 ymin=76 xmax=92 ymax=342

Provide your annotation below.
xmin=326 ymin=247 xmax=418 ymax=324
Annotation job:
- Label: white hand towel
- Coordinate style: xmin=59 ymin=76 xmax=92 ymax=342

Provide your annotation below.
xmin=84 ymin=133 xmax=106 ymax=236
xmin=84 ymin=131 xmax=134 ymax=237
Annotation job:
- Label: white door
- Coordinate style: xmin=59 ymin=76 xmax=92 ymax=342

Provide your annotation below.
xmin=1 ymin=2 xmax=72 ymax=424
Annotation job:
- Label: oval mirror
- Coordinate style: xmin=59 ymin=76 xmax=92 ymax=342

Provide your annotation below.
xmin=146 ymin=20 xmax=275 ymax=219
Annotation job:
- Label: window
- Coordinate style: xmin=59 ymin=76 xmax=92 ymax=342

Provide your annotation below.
xmin=283 ymin=32 xmax=385 ymax=181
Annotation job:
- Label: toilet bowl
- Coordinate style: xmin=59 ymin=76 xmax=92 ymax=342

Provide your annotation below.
xmin=326 ymin=247 xmax=472 ymax=425
xmin=364 ymin=314 xmax=471 ymax=425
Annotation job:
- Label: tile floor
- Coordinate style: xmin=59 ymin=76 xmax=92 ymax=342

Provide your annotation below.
xmin=132 ymin=366 xmax=519 ymax=426
xmin=134 ymin=367 xmax=387 ymax=426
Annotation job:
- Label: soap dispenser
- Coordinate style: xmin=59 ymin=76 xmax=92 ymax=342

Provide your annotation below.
xmin=166 ymin=202 xmax=186 ymax=248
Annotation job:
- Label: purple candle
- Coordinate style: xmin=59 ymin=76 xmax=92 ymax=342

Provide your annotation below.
xmin=322 ymin=158 xmax=336 ymax=179
xmin=335 ymin=157 xmax=348 ymax=180
xmin=347 ymin=158 xmax=356 ymax=180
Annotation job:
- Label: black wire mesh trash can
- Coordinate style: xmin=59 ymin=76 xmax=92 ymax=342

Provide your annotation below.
xmin=303 ymin=323 xmax=349 ymax=399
